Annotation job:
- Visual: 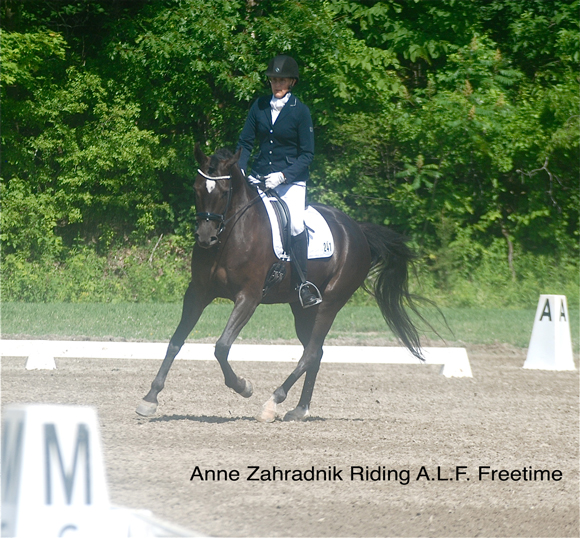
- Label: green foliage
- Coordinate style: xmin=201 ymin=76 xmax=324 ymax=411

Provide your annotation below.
xmin=1 ymin=237 xmax=191 ymax=303
xmin=1 ymin=29 xmax=66 ymax=88
xmin=1 ymin=0 xmax=578 ymax=305
xmin=411 ymin=239 xmax=579 ymax=309
xmin=2 ymin=63 xmax=172 ymax=257
xmin=2 ymin=232 xmax=576 ymax=310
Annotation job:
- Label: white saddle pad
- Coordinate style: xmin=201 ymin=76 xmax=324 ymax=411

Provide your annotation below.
xmin=256 ymin=189 xmax=334 ymax=261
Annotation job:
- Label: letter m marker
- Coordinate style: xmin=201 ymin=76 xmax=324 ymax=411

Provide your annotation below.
xmin=44 ymin=423 xmax=92 ymax=505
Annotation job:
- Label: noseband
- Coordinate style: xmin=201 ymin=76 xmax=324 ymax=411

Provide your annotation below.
xmin=195 ymin=169 xmax=233 ymax=236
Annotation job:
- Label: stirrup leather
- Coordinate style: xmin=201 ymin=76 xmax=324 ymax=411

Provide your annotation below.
xmin=299 ymin=281 xmax=322 ymax=308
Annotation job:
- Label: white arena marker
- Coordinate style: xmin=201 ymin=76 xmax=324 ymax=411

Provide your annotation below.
xmin=524 ymin=294 xmax=575 ymax=371
xmin=25 ymin=352 xmax=56 ymax=370
xmin=1 ymin=404 xmax=118 ymax=537
xmin=1 ymin=404 xmax=203 ymax=537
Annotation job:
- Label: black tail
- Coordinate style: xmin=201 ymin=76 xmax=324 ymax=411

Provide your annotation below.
xmin=359 ymin=222 xmax=428 ymax=361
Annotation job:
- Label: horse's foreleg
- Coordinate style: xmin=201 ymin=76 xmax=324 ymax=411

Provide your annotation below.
xmin=136 ymin=283 xmax=208 ymax=416
xmin=214 ymin=293 xmax=260 ymax=398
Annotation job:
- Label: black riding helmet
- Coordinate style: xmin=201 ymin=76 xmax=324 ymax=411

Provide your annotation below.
xmin=265 ymin=55 xmax=299 ymax=81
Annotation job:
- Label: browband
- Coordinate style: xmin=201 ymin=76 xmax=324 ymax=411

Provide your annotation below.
xmin=197 ymin=169 xmax=231 ymax=181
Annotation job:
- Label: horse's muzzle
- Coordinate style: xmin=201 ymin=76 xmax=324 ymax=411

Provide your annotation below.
xmin=194 ymin=231 xmax=219 ymax=249
xmin=195 ymin=214 xmax=224 ymax=249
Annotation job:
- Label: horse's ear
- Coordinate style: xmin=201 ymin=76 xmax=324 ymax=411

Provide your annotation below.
xmin=194 ymin=142 xmax=210 ymax=170
xmin=224 ymin=148 xmax=242 ymax=171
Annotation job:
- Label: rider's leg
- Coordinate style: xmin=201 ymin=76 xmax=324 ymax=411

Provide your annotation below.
xmin=276 ymin=181 xmax=306 ymax=237
xmin=275 ymin=182 xmax=321 ymax=308
xmin=290 ymin=230 xmax=322 ymax=308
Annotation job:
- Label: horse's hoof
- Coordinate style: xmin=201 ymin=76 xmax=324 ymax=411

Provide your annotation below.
xmin=283 ymin=407 xmax=310 ymax=421
xmin=136 ymin=400 xmax=158 ymax=417
xmin=256 ymin=398 xmax=277 ymax=423
xmin=239 ymin=378 xmax=253 ymax=398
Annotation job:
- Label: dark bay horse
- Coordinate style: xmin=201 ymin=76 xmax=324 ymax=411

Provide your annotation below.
xmin=136 ymin=144 xmax=426 ymax=422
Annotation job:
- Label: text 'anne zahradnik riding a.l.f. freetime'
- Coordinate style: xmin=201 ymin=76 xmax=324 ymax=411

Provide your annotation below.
xmin=189 ymin=465 xmax=564 ymax=484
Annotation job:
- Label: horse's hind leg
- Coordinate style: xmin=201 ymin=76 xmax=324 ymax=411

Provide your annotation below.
xmin=257 ymin=302 xmax=338 ymax=422
xmin=283 ymin=304 xmax=318 ymax=421
xmin=284 ymin=364 xmax=320 ymax=421
xmin=136 ymin=283 xmax=209 ymax=416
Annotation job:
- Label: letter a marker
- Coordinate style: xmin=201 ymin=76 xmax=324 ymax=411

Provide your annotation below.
xmin=524 ymin=295 xmax=575 ymax=371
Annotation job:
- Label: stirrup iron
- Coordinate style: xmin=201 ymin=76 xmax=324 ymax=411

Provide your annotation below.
xmin=299 ymin=281 xmax=322 ymax=308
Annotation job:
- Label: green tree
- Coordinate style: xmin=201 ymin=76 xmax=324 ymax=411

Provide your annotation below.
xmin=1 ymin=0 xmax=577 ymax=304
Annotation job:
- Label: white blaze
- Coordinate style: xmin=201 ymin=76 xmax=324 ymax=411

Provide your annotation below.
xmin=206 ymin=179 xmax=216 ymax=193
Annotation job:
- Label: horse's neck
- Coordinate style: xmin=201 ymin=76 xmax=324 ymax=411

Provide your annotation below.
xmin=233 ymin=176 xmax=258 ymax=210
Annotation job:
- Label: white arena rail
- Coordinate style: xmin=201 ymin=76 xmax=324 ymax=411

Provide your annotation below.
xmin=2 ymin=340 xmax=472 ymax=377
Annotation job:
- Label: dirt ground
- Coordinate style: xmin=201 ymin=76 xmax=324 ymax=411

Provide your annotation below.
xmin=2 ymin=344 xmax=579 ymax=538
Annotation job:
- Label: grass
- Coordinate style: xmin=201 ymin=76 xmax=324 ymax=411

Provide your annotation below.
xmin=2 ymin=302 xmax=578 ymax=350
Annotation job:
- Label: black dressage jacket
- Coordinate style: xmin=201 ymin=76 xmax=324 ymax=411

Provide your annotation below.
xmin=236 ymin=94 xmax=314 ymax=183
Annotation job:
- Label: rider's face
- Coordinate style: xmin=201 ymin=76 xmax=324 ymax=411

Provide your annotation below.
xmin=269 ymin=77 xmax=294 ymax=99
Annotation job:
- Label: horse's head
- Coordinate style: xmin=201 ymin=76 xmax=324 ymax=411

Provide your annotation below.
xmin=193 ymin=143 xmax=241 ymax=248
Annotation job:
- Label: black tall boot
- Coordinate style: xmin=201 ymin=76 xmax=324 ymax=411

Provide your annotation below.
xmin=290 ymin=231 xmax=322 ymax=308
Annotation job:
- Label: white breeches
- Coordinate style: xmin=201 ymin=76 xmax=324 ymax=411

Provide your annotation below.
xmin=273 ymin=181 xmax=306 ymax=236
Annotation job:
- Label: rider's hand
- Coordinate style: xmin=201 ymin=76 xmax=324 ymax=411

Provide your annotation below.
xmin=265 ymin=172 xmax=286 ymax=189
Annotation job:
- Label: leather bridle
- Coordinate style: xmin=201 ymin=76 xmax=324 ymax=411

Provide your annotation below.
xmin=195 ymin=168 xmax=233 ymax=236
xmin=195 ymin=169 xmax=268 ymax=238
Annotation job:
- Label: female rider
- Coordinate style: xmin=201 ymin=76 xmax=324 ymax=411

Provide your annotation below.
xmin=236 ymin=55 xmax=321 ymax=308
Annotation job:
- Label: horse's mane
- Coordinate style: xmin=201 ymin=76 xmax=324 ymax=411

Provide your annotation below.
xmin=208 ymin=148 xmax=233 ymax=175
